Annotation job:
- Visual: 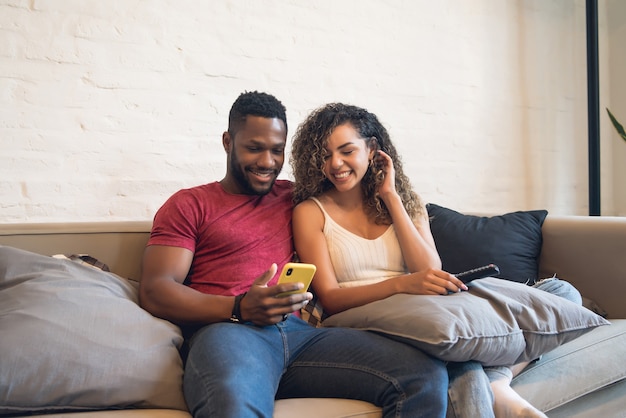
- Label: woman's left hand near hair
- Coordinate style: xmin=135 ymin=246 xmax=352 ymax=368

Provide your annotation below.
xmin=375 ymin=150 xmax=398 ymax=199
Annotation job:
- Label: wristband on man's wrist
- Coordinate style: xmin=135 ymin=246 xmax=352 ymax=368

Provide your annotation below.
xmin=229 ymin=292 xmax=247 ymax=323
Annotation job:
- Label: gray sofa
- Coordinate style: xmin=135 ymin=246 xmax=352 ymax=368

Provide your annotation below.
xmin=1 ymin=214 xmax=625 ymax=418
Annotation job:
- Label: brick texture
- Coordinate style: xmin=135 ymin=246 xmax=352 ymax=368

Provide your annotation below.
xmin=0 ymin=0 xmax=621 ymax=222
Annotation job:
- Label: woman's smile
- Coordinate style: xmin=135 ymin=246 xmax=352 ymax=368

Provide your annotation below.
xmin=333 ymin=170 xmax=352 ymax=180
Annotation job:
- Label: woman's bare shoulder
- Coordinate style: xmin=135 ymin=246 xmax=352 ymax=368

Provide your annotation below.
xmin=293 ymin=197 xmax=326 ymax=222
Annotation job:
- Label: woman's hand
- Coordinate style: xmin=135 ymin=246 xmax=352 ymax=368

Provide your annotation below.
xmin=375 ymin=150 xmax=398 ymax=200
xmin=394 ymin=268 xmax=468 ymax=295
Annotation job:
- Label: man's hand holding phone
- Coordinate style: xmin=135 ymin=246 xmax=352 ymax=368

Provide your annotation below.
xmin=241 ymin=263 xmax=315 ymax=325
xmin=276 ymin=262 xmax=316 ymax=297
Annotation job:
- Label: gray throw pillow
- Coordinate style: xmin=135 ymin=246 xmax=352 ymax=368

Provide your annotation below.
xmin=0 ymin=246 xmax=187 ymax=415
xmin=323 ymin=278 xmax=609 ymax=366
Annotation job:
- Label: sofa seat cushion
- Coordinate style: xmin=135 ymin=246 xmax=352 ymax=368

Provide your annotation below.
xmin=275 ymin=398 xmax=381 ymax=418
xmin=542 ymin=379 xmax=626 ymax=418
xmin=23 ymin=399 xmax=382 ymax=418
xmin=0 ymin=246 xmax=187 ymax=416
xmin=26 ymin=411 xmax=192 ymax=418
xmin=512 ymin=319 xmax=626 ymax=414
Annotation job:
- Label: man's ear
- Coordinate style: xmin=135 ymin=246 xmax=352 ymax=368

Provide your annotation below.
xmin=222 ymin=131 xmax=232 ymax=153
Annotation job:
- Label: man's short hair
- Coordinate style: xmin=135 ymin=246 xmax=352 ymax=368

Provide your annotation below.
xmin=228 ymin=91 xmax=287 ymax=136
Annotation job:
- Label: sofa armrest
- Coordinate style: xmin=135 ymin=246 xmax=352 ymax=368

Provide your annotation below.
xmin=539 ymin=215 xmax=626 ymax=319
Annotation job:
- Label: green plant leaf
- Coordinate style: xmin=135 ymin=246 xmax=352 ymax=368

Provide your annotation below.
xmin=606 ymin=108 xmax=626 ymax=142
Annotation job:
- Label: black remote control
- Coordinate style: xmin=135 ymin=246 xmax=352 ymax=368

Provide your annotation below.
xmin=454 ymin=264 xmax=500 ymax=284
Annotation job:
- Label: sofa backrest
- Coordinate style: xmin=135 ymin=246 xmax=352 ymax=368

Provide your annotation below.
xmin=0 ymin=222 xmax=152 ymax=280
xmin=1 ymin=215 xmax=625 ymax=317
xmin=540 ymin=215 xmax=626 ymax=318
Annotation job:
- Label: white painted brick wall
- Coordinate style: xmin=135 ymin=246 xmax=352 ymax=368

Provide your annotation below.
xmin=0 ymin=0 xmax=622 ymax=223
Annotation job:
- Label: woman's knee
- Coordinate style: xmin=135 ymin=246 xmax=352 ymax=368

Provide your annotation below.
xmin=532 ymin=278 xmax=582 ymax=305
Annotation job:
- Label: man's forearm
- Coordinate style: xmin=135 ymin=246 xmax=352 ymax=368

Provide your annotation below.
xmin=139 ymin=276 xmax=234 ymax=325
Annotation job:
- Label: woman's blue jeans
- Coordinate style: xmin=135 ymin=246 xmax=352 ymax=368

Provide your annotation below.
xmin=446 ymin=277 xmax=583 ymax=418
xmin=184 ymin=315 xmax=448 ymax=418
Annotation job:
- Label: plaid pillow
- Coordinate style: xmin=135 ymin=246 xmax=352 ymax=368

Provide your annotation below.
xmin=52 ymin=254 xmax=110 ymax=272
xmin=301 ymin=292 xmax=328 ymax=328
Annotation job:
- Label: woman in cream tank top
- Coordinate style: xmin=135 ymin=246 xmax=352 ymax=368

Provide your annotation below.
xmin=290 ymin=102 xmax=551 ymax=418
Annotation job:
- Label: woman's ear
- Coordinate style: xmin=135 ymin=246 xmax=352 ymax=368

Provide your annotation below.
xmin=368 ymin=137 xmax=379 ymax=159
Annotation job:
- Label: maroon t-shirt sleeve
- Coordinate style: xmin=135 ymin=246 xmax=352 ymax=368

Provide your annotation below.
xmin=148 ymin=189 xmax=201 ymax=253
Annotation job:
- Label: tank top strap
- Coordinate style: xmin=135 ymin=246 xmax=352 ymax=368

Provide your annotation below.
xmin=309 ymin=196 xmax=330 ymax=218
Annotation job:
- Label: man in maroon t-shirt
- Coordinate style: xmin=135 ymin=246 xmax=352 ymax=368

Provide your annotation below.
xmin=139 ymin=91 xmax=448 ymax=418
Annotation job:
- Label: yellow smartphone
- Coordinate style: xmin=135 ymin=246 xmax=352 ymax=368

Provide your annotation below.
xmin=276 ymin=262 xmax=316 ymax=297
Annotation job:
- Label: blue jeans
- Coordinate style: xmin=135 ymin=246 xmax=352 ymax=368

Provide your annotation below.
xmin=446 ymin=278 xmax=582 ymax=418
xmin=184 ymin=315 xmax=448 ymax=418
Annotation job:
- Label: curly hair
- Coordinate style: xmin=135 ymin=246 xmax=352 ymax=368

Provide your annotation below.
xmin=228 ymin=91 xmax=287 ymax=136
xmin=290 ymin=103 xmax=424 ymax=224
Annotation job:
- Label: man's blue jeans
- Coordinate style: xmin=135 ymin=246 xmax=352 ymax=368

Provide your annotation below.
xmin=184 ymin=315 xmax=448 ymax=418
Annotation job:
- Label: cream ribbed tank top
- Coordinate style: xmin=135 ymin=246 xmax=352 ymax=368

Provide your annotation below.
xmin=309 ymin=197 xmax=408 ymax=288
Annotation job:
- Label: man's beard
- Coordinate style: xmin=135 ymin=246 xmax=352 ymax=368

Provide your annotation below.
xmin=229 ymin=153 xmax=278 ymax=196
